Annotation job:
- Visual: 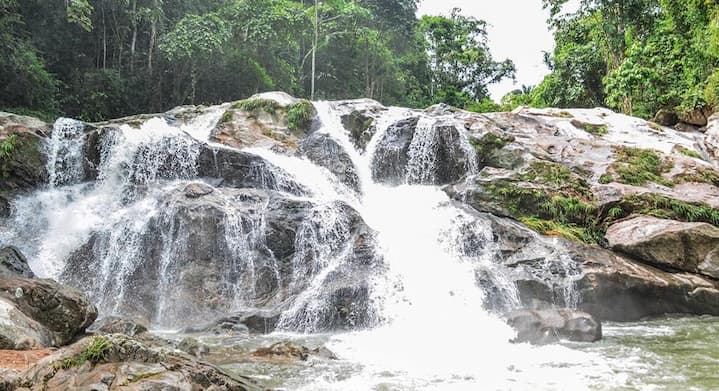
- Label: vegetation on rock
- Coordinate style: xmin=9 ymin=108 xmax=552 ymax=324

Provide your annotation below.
xmin=60 ymin=336 xmax=111 ymax=369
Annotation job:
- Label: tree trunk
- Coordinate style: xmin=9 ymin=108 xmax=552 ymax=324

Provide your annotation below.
xmin=311 ymin=0 xmax=318 ymax=100
xmin=130 ymin=0 xmax=137 ymax=72
xmin=148 ymin=20 xmax=156 ymax=75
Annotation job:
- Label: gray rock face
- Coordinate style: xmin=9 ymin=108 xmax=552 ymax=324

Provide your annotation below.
xmin=89 ymin=316 xmax=148 ymax=337
xmin=371 ymin=116 xmax=476 ymax=185
xmin=371 ymin=117 xmax=418 ymax=184
xmin=197 ymin=145 xmax=307 ymax=195
xmin=62 ymin=185 xmax=381 ymax=332
xmin=507 ymin=308 xmax=602 ymax=344
xmin=251 ymin=340 xmax=338 ymax=362
xmin=298 ymin=132 xmax=361 ymax=193
xmin=0 ymin=275 xmax=97 ymax=349
xmin=0 ymin=246 xmax=34 ymax=278
xmin=183 ymin=181 xmax=214 ymax=198
xmin=607 ymin=215 xmax=719 ymax=278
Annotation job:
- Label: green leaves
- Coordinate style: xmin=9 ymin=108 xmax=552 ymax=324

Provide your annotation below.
xmin=418 ymin=9 xmax=515 ymax=109
xmin=160 ymin=13 xmax=231 ymax=61
xmin=66 ymin=0 xmax=94 ymax=31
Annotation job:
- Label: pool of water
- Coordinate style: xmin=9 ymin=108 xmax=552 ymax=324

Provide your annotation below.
xmin=160 ymin=316 xmax=719 ymax=390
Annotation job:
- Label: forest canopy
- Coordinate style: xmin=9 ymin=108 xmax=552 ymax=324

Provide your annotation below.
xmin=2 ymin=0 xmax=717 ymax=122
xmin=0 ymin=0 xmax=515 ymax=121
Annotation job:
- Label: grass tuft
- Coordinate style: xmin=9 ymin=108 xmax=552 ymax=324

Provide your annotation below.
xmin=60 ymin=336 xmax=111 ymax=369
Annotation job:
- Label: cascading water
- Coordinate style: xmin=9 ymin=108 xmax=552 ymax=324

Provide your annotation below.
xmin=0 ymin=100 xmax=613 ymax=389
xmin=46 ymin=117 xmax=87 ymax=187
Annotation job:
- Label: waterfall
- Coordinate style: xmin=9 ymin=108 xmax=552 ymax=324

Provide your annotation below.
xmin=0 ymin=100 xmax=598 ymax=388
xmin=46 ymin=118 xmax=87 ymax=187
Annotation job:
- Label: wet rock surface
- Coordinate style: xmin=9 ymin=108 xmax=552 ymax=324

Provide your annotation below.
xmin=6 ymin=334 xmax=265 ymax=391
xmin=507 ymin=308 xmax=602 ymax=344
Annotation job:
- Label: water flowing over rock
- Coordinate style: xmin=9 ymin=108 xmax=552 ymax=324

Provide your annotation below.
xmin=3 ymin=96 xmax=719 ymax=389
xmin=61 ymin=185 xmax=380 ymax=331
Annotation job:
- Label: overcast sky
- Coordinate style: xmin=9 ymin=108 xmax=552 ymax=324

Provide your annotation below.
xmin=417 ymin=1 xmax=556 ymax=101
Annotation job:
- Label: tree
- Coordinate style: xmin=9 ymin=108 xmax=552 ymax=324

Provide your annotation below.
xmin=418 ymin=9 xmax=515 ymax=109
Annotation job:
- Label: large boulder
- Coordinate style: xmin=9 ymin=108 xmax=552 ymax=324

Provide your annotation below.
xmin=0 ymin=112 xmax=49 ymax=192
xmin=454 ymin=208 xmax=719 ymax=322
xmin=371 ymin=116 xmax=418 ymax=184
xmin=606 ymin=215 xmax=719 ymax=278
xmin=0 ymin=277 xmax=97 ymax=349
xmin=88 ymin=316 xmax=148 ymax=337
xmin=210 ymin=92 xmax=316 ymax=153
xmin=197 ymin=144 xmax=308 ymax=195
xmin=297 ymin=132 xmax=361 ymax=193
xmin=62 ymin=185 xmax=381 ymax=332
xmin=11 ymin=334 xmax=264 ymax=391
xmin=506 ymin=308 xmax=602 ymax=345
xmin=371 ymin=116 xmax=477 ymax=185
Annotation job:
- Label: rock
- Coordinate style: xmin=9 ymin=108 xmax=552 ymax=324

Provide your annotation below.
xmin=606 ymin=215 xmax=719 ymax=278
xmin=0 ymin=193 xmax=11 ymax=218
xmin=251 ymin=340 xmax=337 ymax=362
xmin=0 ymin=277 xmax=97 ymax=349
xmin=15 ymin=334 xmax=264 ymax=390
xmin=333 ymin=99 xmax=387 ymax=151
xmin=177 ymin=337 xmax=210 ymax=357
xmin=653 ymin=109 xmax=679 ymax=126
xmin=371 ymin=116 xmax=418 ymax=184
xmin=0 ymin=246 xmax=34 ymax=278
xmin=678 ymin=106 xmax=713 ymax=127
xmin=675 ymin=122 xmax=701 ymax=133
xmin=297 ymin=132 xmax=361 ymax=193
xmin=371 ymin=116 xmax=476 ymax=185
xmin=0 ymin=131 xmax=48 ymax=192
xmin=706 ymin=113 xmax=719 ymax=165
xmin=210 ymin=92 xmax=316 ymax=152
xmin=88 ymin=316 xmax=148 ymax=337
xmin=197 ymin=144 xmax=308 ymax=195
xmin=567 ymin=241 xmax=719 ymax=321
xmin=183 ymin=182 xmax=214 ymax=198
xmin=507 ymin=308 xmax=602 ymax=344
xmin=204 ymin=310 xmax=280 ymax=335
xmin=62 ymin=186 xmax=381 ymax=331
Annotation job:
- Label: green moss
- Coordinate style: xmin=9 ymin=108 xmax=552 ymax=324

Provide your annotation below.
xmin=520 ymin=161 xmax=572 ymax=186
xmin=0 ymin=135 xmax=19 ymax=178
xmin=287 ymin=100 xmax=314 ymax=132
xmin=598 ymin=173 xmax=614 ymax=184
xmin=470 ymin=132 xmax=514 ymax=166
xmin=552 ymin=111 xmax=574 ymax=118
xmin=233 ymin=99 xmax=282 ymax=115
xmin=571 ymin=119 xmax=608 ymax=136
xmin=220 ymin=110 xmax=233 ymax=123
xmin=677 ymin=146 xmax=703 ymax=160
xmin=612 ymin=146 xmax=674 ymax=187
xmin=60 ymin=336 xmax=111 ymax=369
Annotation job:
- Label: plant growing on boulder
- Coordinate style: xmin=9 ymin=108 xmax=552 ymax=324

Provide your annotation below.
xmin=234 ymin=99 xmax=282 ymax=115
xmin=60 ymin=336 xmax=111 ymax=369
xmin=287 ymin=100 xmax=314 ymax=132
xmin=611 ymin=146 xmax=674 ymax=187
xmin=0 ymin=135 xmax=18 ymax=178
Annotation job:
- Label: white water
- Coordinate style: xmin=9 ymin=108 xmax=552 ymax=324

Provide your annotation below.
xmin=0 ymin=101 xmax=614 ymax=389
